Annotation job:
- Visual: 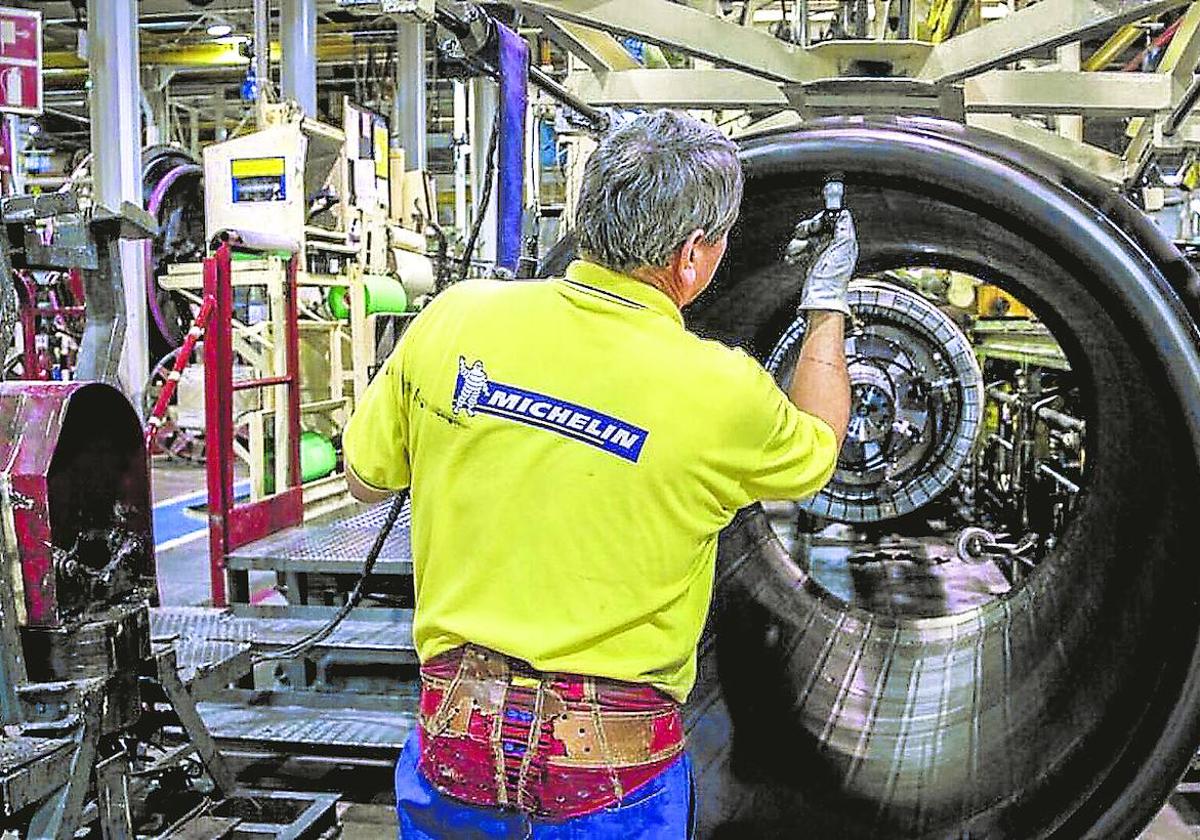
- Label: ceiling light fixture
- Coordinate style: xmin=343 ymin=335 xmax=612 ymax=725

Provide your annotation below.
xmin=206 ymin=16 xmax=234 ymax=38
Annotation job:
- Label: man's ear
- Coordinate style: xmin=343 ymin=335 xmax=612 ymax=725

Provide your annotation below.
xmin=672 ymin=229 xmax=707 ymax=294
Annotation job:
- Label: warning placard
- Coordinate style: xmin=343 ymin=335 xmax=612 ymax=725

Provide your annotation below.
xmin=231 ymin=157 xmax=287 ymax=203
xmin=0 ymin=8 xmax=41 ymax=115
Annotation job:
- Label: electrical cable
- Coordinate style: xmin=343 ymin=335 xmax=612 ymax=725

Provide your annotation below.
xmin=459 ymin=109 xmax=502 ymax=282
xmin=253 ymin=489 xmax=409 ymax=664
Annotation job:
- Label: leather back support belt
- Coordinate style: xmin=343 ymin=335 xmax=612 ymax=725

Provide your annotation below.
xmin=417 ymin=644 xmax=685 ymax=819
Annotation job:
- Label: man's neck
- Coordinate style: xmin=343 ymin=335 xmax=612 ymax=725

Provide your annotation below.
xmin=628 ymin=265 xmax=686 ymax=310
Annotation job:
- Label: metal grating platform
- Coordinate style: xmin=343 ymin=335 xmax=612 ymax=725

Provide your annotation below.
xmin=155 ymin=639 xmax=253 ymax=692
xmin=0 ymin=735 xmax=72 ymax=776
xmin=198 ymin=702 xmax=415 ymax=755
xmin=150 ymin=607 xmax=416 ymax=659
xmin=225 ymin=500 xmax=413 ymax=576
xmin=0 ymin=735 xmax=74 ymax=816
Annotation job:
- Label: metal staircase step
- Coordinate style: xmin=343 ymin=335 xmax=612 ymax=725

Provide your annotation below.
xmin=0 ymin=734 xmax=75 ymax=816
xmin=152 ymin=639 xmax=252 ymax=694
xmin=150 ymin=607 xmax=415 ymax=662
xmin=198 ymin=701 xmax=416 ymax=758
xmin=225 ymin=500 xmax=412 ymax=576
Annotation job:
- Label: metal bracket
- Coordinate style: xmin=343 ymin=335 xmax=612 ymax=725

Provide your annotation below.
xmin=383 ymin=0 xmax=436 ymax=21
xmin=25 ymin=681 xmax=102 ymax=840
xmin=154 ymin=647 xmax=239 ymax=796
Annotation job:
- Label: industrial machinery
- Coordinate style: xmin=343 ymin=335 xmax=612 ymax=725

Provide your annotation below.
xmin=765 ymin=278 xmax=984 ymax=523
xmin=536 ymin=114 xmax=1200 ymax=837
xmin=0 ymin=193 xmax=344 ymax=838
xmin=666 ymin=117 xmax=1200 ymax=839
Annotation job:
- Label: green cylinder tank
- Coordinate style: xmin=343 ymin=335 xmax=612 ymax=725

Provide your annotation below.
xmin=328 ymin=274 xmax=408 ymax=319
xmin=300 ymin=431 xmax=338 ymax=482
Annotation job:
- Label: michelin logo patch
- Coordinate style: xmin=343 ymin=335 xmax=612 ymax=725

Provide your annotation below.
xmin=453 ymin=357 xmax=647 ymax=463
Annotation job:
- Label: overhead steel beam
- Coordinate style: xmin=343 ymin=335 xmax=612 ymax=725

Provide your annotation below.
xmin=568 ymin=68 xmax=788 ymax=107
xmin=917 ymin=0 xmax=1188 ymax=83
xmin=526 ymin=12 xmax=641 ymax=72
xmin=967 ymin=114 xmax=1126 ymax=184
xmin=964 ymin=70 xmax=1173 ymax=114
xmin=807 ymin=39 xmax=933 ymax=77
xmin=1151 ymin=0 xmax=1200 ymax=87
xmin=513 ymin=0 xmax=835 ymax=82
xmin=1083 ymin=20 xmax=1146 ymax=70
xmin=1124 ymin=0 xmax=1200 ymax=185
xmin=45 ymin=38 xmax=362 ymax=72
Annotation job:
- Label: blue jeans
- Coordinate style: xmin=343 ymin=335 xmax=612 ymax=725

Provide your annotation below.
xmin=394 ymin=729 xmax=696 ymax=839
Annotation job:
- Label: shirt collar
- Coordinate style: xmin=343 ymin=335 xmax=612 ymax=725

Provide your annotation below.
xmin=562 ymin=260 xmax=684 ymax=326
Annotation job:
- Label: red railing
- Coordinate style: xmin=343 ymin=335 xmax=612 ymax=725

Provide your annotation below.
xmin=145 ymin=294 xmax=215 ymax=453
xmin=203 ymin=241 xmax=303 ymax=607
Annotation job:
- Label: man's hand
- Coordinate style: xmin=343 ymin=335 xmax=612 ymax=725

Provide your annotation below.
xmin=783 ymin=211 xmax=827 ymax=266
xmin=782 ymin=208 xmax=857 ymax=449
xmin=785 ymin=210 xmax=858 ymax=317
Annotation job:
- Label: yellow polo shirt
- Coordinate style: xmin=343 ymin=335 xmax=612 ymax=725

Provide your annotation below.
xmin=343 ymin=260 xmax=838 ymax=702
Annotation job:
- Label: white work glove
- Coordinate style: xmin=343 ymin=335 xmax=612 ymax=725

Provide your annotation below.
xmin=783 ymin=209 xmax=858 ymax=317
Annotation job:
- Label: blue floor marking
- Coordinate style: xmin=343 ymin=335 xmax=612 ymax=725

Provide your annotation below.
xmin=153 ymin=480 xmax=251 ymax=546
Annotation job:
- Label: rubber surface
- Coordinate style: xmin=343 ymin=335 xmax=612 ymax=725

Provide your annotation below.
xmin=540 ymin=117 xmax=1200 ymax=839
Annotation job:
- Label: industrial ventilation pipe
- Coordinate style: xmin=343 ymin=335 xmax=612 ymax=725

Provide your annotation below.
xmin=542 ymin=117 xmax=1200 ymax=838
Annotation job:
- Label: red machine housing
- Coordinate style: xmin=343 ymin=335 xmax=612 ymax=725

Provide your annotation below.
xmin=0 ymin=382 xmax=154 ymax=627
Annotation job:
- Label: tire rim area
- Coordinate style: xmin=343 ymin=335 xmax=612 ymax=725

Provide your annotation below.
xmin=679 ymin=118 xmax=1200 ymax=839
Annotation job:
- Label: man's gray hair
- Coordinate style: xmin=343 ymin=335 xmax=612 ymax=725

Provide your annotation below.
xmin=575 ymin=110 xmax=743 ymax=274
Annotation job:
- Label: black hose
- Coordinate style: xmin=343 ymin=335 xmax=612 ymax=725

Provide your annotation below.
xmin=253 ymin=490 xmax=409 ymax=664
xmin=458 ymin=109 xmax=502 ymax=282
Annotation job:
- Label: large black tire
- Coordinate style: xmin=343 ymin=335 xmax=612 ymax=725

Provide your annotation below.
xmin=543 ymin=117 xmax=1200 ymax=838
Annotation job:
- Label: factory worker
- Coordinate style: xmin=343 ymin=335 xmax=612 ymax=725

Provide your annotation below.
xmin=343 ymin=108 xmax=855 ymax=839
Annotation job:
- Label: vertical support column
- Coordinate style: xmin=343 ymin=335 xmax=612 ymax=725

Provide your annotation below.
xmin=392 ymin=20 xmax=427 ymax=169
xmin=89 ymin=0 xmax=148 ymax=407
xmin=253 ymin=0 xmax=270 ymax=125
xmin=5 ymin=115 xmax=22 ymax=195
xmin=203 ymin=247 xmax=234 ymax=608
xmin=1057 ymin=43 xmax=1083 ymax=142
xmin=281 ymin=0 xmax=317 ymax=117
xmin=188 ymin=108 xmax=200 ymax=159
xmin=469 ymin=77 xmax=499 ymax=267
xmin=453 ymin=80 xmax=468 ymax=234
xmin=141 ymin=71 xmax=172 ymax=147
xmin=214 ymin=93 xmax=228 ymax=143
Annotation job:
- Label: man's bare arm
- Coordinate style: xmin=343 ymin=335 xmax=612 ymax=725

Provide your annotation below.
xmin=782 ymin=207 xmax=857 ymax=449
xmin=788 ymin=311 xmax=850 ymax=450
xmin=347 ymin=465 xmax=396 ymax=503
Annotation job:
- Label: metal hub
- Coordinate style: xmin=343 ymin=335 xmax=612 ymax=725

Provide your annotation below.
xmin=766 ymin=279 xmax=983 ymax=522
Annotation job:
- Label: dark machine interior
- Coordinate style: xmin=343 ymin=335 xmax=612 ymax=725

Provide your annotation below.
xmin=48 ymin=384 xmax=155 ymax=616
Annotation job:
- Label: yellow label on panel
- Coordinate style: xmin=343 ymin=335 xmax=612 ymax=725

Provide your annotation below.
xmin=231 ymin=156 xmax=286 ymax=179
xmin=374 ymin=126 xmax=389 ymax=180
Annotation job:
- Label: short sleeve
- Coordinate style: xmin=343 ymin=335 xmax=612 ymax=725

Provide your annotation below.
xmin=719 ymin=352 xmax=839 ymax=505
xmin=343 ymin=339 xmax=411 ymax=492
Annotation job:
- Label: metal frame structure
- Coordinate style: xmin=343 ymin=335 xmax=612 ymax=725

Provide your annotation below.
xmin=203 ymin=241 xmax=304 ymax=608
xmin=513 ymin=0 xmax=1200 ymax=188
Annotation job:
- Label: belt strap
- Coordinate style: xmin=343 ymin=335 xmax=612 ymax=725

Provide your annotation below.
xmin=417 ymin=644 xmax=684 ymax=818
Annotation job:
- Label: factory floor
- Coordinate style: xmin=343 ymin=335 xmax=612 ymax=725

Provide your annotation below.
xmin=149 ymin=459 xmax=1190 ymax=839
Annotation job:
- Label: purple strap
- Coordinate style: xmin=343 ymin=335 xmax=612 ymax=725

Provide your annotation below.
xmin=496 ymin=23 xmax=528 ymax=275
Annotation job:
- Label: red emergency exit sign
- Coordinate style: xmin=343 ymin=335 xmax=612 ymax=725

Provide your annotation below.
xmin=0 ymin=8 xmax=41 ymax=115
